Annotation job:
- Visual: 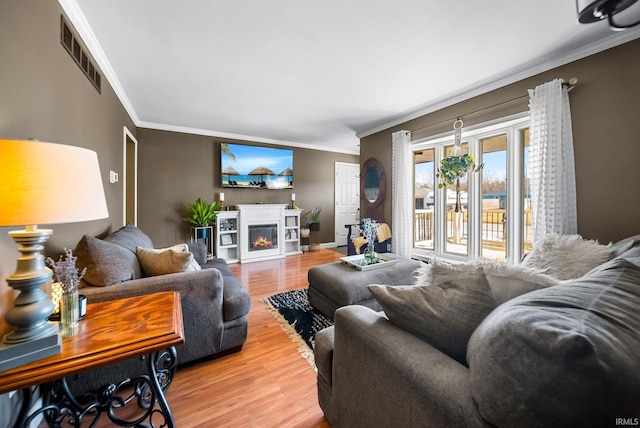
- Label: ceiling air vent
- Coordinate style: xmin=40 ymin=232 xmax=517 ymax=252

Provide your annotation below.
xmin=60 ymin=16 xmax=101 ymax=94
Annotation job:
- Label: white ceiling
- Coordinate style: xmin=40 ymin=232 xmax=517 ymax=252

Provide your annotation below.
xmin=61 ymin=0 xmax=640 ymax=154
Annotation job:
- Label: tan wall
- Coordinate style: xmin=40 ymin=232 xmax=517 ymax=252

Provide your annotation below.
xmin=361 ymin=38 xmax=640 ymax=243
xmin=0 ymin=1 xmax=135 ymax=339
xmin=136 ymin=129 xmax=358 ymax=247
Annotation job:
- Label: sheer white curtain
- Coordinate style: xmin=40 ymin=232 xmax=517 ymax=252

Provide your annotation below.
xmin=392 ymin=130 xmax=413 ymax=258
xmin=528 ymin=79 xmax=577 ymax=244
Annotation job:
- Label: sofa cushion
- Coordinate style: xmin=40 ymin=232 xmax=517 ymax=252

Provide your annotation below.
xmin=104 ymin=223 xmax=154 ymax=253
xmin=522 ymin=233 xmax=615 ymax=280
xmin=75 ymin=235 xmax=140 ymax=286
xmin=136 ymin=245 xmax=201 ymax=276
xmin=467 ymin=259 xmax=640 ymax=428
xmin=474 ymin=259 xmax=558 ymax=304
xmin=368 ymin=261 xmax=496 ymax=364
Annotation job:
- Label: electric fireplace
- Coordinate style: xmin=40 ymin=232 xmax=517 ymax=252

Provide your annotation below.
xmin=238 ymin=204 xmax=288 ymax=263
xmin=249 ymin=224 xmax=278 ymax=252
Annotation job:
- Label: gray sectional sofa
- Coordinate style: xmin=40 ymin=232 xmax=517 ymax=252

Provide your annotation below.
xmin=66 ymin=224 xmax=250 ymax=393
xmin=315 ymin=236 xmax=640 ymax=427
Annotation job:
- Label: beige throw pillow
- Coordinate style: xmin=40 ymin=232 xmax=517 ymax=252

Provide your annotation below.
xmin=136 ymin=244 xmax=201 ymax=276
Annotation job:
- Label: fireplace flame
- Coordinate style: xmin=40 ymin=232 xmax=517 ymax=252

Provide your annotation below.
xmin=252 ymin=236 xmax=273 ymax=248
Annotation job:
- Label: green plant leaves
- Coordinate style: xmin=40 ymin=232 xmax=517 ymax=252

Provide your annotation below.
xmin=183 ymin=197 xmax=221 ymax=226
xmin=436 ymin=154 xmax=483 ymax=188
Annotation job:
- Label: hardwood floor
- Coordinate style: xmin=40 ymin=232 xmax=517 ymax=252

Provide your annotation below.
xmin=166 ymin=249 xmax=343 ymax=427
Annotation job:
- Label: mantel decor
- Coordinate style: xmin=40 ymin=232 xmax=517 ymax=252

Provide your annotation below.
xmin=0 ymin=139 xmax=108 ymax=371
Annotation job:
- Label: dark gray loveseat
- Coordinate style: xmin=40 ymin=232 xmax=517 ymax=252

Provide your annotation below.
xmin=66 ymin=224 xmax=250 ymax=393
xmin=315 ymin=237 xmax=640 ymax=427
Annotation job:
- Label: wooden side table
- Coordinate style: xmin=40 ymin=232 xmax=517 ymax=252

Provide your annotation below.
xmin=0 ymin=291 xmax=184 ymax=428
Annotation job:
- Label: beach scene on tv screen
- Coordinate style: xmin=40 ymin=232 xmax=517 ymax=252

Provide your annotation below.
xmin=221 ymin=143 xmax=293 ymax=189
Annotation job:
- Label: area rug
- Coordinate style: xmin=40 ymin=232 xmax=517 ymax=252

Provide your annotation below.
xmin=261 ymin=288 xmax=333 ymax=369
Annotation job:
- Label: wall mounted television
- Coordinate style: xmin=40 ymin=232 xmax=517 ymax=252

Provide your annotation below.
xmin=221 ymin=143 xmax=294 ymax=189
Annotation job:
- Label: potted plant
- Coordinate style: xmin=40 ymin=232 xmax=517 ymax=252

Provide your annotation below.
xmin=183 ymin=198 xmax=221 ymax=259
xmin=183 ymin=197 xmax=221 ymax=226
xmin=304 ymin=206 xmax=322 ymax=231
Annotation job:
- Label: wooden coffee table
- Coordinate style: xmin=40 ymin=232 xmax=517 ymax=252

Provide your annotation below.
xmin=0 ymin=291 xmax=184 ymax=428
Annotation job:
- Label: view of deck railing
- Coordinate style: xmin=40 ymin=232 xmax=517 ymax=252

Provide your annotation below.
xmin=414 ymin=209 xmax=533 ymax=253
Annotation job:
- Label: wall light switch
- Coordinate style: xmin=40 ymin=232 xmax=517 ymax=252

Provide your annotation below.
xmin=110 ymin=170 xmax=119 ymax=183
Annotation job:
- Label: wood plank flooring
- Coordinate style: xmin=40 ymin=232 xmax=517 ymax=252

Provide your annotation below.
xmin=166 ymin=249 xmax=343 ymax=427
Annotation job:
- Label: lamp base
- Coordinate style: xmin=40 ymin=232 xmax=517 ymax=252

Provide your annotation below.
xmin=0 ymin=330 xmax=61 ymax=371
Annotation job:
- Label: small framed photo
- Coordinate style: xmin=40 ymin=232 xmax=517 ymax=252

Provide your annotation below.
xmin=221 ymin=234 xmax=233 ymax=246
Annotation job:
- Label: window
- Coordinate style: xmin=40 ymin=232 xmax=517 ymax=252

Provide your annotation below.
xmin=413 ymin=114 xmax=530 ymax=263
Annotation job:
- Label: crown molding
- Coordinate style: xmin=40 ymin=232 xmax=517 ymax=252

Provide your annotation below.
xmin=356 ymin=28 xmax=640 ymax=139
xmin=137 ymin=121 xmax=359 ymax=155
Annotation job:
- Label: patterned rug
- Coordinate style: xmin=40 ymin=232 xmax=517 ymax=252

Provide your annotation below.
xmin=261 ymin=288 xmax=333 ymax=369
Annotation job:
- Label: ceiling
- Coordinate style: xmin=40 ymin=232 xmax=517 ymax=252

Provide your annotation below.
xmin=61 ymin=0 xmax=640 ymax=155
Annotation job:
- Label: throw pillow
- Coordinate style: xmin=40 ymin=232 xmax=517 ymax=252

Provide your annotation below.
xmin=467 ymin=259 xmax=640 ymax=427
xmin=136 ymin=245 xmax=201 ymax=276
xmin=474 ymin=259 xmax=558 ymax=304
xmin=75 ymin=235 xmax=141 ymax=287
xmin=522 ymin=233 xmax=615 ymax=280
xmin=369 ymin=261 xmax=496 ymax=364
xmin=103 ymin=223 xmax=154 ymax=253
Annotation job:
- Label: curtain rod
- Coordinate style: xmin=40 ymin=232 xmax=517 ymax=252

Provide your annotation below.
xmin=410 ymin=78 xmax=577 ymax=135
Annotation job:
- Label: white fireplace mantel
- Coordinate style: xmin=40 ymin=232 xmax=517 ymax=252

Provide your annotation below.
xmin=237 ymin=204 xmax=288 ymax=263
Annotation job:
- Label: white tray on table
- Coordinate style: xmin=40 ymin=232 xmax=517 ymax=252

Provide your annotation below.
xmin=340 ymin=253 xmax=399 ymax=271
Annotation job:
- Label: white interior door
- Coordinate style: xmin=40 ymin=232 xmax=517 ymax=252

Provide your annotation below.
xmin=335 ymin=162 xmax=360 ymax=246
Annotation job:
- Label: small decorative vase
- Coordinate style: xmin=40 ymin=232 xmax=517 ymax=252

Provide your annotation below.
xmin=60 ymin=291 xmax=79 ymax=337
xmin=364 ymin=242 xmax=377 ymax=265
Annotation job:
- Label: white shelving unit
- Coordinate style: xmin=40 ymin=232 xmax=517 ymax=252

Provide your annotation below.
xmin=215 ymin=211 xmax=239 ymax=263
xmin=284 ymin=209 xmax=302 ymax=256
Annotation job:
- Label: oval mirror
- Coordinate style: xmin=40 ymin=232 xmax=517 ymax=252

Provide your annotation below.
xmin=364 ymin=164 xmax=380 ymax=203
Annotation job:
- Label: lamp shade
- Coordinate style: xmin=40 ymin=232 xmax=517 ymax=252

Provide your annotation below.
xmin=0 ymin=139 xmax=109 ymax=226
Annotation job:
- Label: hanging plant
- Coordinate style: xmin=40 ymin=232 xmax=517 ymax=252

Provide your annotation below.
xmin=436 ymin=154 xmax=483 ymax=212
xmin=436 ymin=154 xmax=481 ymax=188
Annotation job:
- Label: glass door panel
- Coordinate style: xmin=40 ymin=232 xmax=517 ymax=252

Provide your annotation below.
xmin=480 ymin=134 xmax=507 ymax=260
xmin=414 ymin=149 xmax=435 ymax=250
xmin=522 ymin=128 xmax=532 ymax=255
xmin=444 ymin=143 xmax=469 ymax=256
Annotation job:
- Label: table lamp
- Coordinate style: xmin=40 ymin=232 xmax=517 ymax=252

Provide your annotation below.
xmin=0 ymin=139 xmax=108 ymax=371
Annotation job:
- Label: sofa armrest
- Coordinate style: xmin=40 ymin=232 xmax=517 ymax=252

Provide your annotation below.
xmin=81 ymin=269 xmax=226 ymax=362
xmin=328 ymin=306 xmax=489 ymax=428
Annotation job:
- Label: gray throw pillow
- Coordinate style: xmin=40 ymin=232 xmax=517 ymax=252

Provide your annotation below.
xmin=75 ymin=235 xmax=140 ymax=286
xmin=369 ymin=262 xmax=496 ymax=364
xmin=467 ymin=259 xmax=640 ymax=428
xmin=103 ymin=223 xmax=154 ymax=253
